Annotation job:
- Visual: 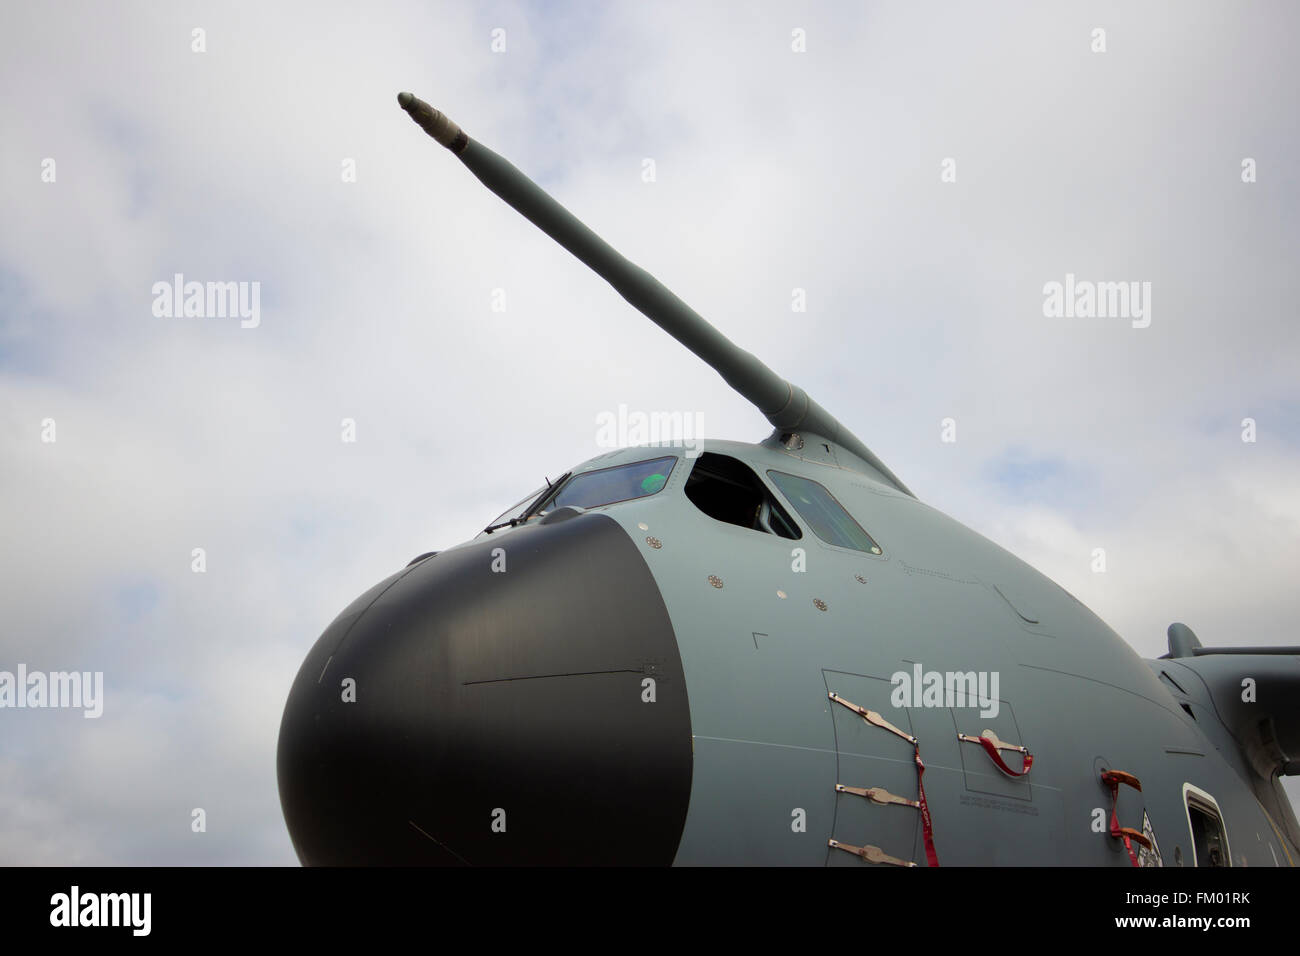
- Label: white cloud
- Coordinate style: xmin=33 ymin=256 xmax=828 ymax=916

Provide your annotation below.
xmin=1 ymin=0 xmax=1297 ymax=862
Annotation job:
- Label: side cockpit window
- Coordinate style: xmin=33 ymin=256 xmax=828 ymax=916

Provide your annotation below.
xmin=486 ymin=487 xmax=546 ymax=529
xmin=685 ymin=453 xmax=800 ymax=539
xmin=550 ymin=456 xmax=677 ymax=511
xmin=479 ymin=484 xmax=551 ymax=536
xmin=767 ymin=469 xmax=881 ymax=554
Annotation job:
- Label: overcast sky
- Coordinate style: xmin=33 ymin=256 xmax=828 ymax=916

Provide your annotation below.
xmin=1 ymin=1 xmax=1297 ymax=864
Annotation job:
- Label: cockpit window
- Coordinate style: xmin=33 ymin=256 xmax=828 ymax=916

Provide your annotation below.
xmin=685 ymin=453 xmax=800 ymax=539
xmin=481 ymin=486 xmax=547 ymax=535
xmin=767 ymin=470 xmax=881 ymax=554
xmin=549 ymin=456 xmax=677 ymax=511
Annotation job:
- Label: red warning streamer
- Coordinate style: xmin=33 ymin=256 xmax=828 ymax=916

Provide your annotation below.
xmin=829 ymin=692 xmax=939 ymax=867
xmin=958 ymin=731 xmax=1034 ymax=777
xmin=1101 ymin=770 xmax=1152 ymax=867
xmin=912 ymin=743 xmax=939 ymax=867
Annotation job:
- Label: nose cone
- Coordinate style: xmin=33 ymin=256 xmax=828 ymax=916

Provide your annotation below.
xmin=277 ymin=511 xmax=693 ymax=865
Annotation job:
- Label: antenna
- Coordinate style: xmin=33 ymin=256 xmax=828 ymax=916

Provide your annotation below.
xmin=398 ymin=92 xmax=914 ymax=498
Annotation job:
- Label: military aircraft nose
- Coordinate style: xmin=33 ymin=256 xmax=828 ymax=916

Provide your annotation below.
xmin=276 ymin=510 xmax=693 ymax=865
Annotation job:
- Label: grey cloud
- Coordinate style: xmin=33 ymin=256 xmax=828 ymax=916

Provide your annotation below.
xmin=1 ymin=0 xmax=1297 ymax=861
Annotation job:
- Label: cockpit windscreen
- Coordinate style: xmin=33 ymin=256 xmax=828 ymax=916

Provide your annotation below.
xmin=551 ymin=456 xmax=677 ymax=511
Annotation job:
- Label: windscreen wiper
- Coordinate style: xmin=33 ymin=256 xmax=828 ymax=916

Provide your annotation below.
xmin=519 ymin=472 xmax=569 ymax=520
xmin=482 ymin=473 xmax=571 ymax=535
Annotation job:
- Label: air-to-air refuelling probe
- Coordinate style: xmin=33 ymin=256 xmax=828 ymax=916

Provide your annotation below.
xmin=276 ymin=92 xmax=1300 ymax=867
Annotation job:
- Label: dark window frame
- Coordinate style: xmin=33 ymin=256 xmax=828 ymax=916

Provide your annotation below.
xmin=683 ymin=453 xmax=802 ymax=541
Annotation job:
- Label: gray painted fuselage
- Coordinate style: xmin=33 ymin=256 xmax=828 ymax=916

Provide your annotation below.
xmin=472 ymin=438 xmax=1299 ymax=867
xmin=353 ymin=93 xmax=1300 ymax=867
